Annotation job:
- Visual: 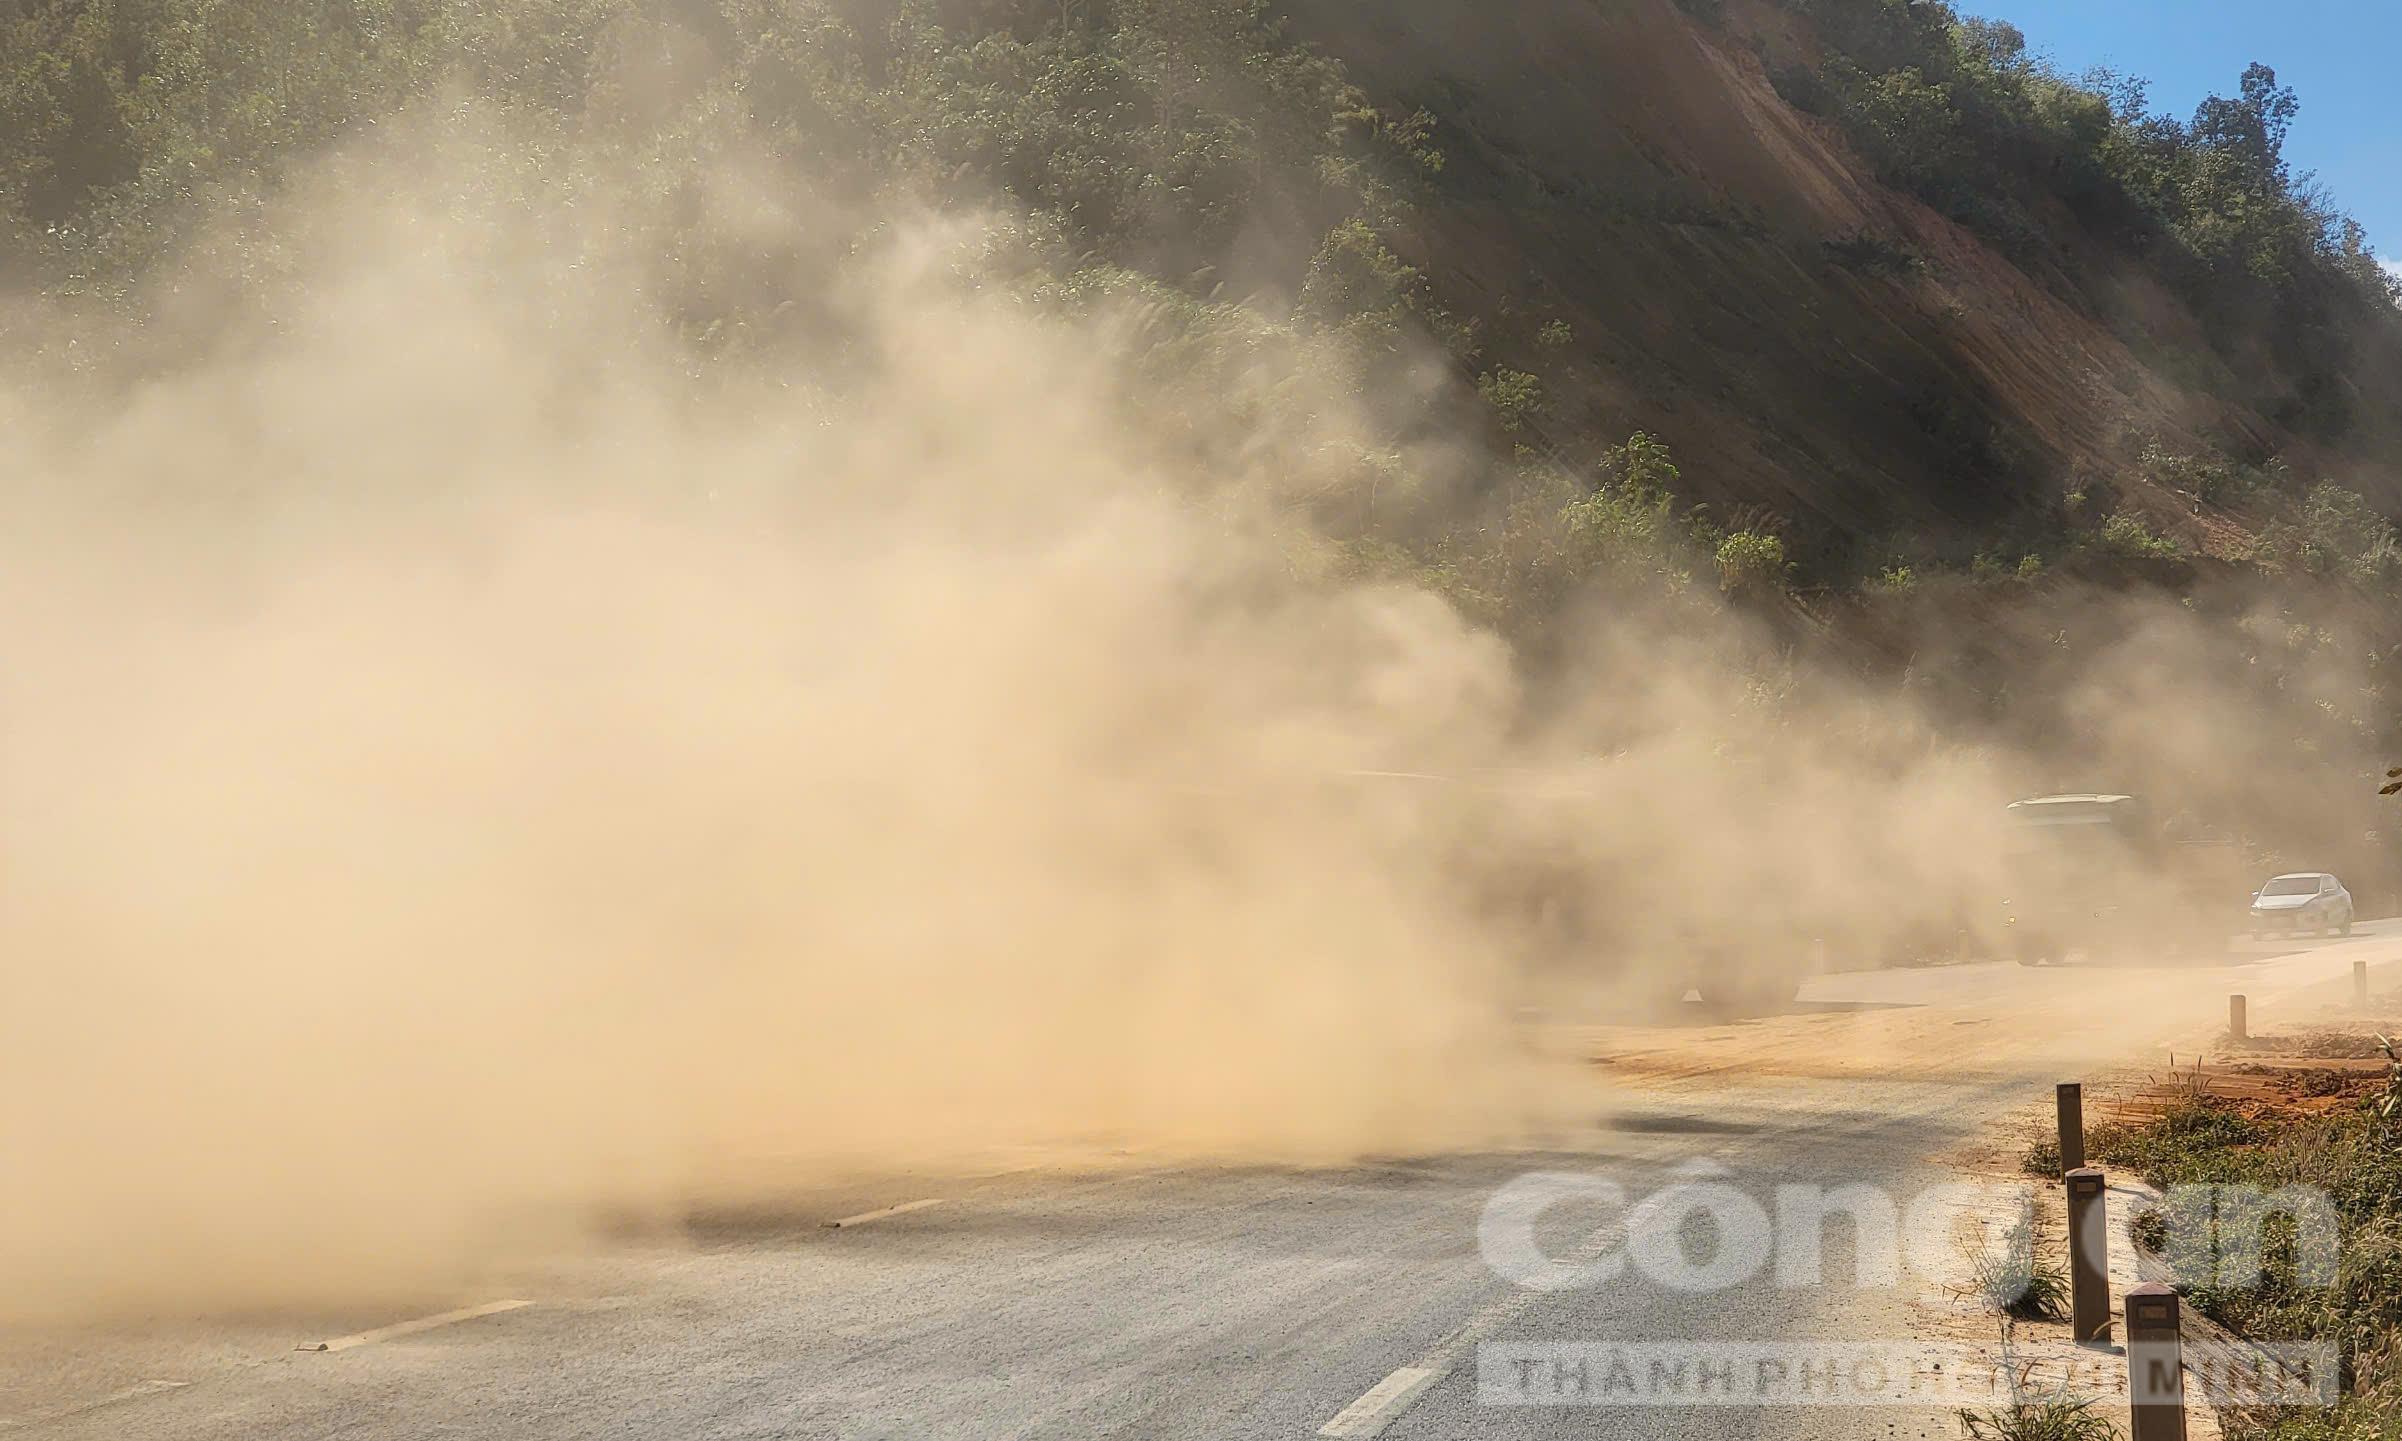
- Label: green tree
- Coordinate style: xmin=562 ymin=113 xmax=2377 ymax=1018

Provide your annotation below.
xmin=2189 ymin=62 xmax=2298 ymax=191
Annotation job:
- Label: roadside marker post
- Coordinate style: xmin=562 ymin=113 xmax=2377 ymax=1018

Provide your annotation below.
xmin=2055 ymin=1082 xmax=2085 ymax=1172
xmin=2065 ymin=1168 xmax=2111 ymax=1344
xmin=2124 ymin=1283 xmax=2188 ymax=1441
xmin=2356 ymin=960 xmax=2370 ymax=1011
xmin=2229 ymin=994 xmax=2247 ymax=1045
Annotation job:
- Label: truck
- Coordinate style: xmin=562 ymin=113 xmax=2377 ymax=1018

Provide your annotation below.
xmin=2000 ymin=793 xmax=2241 ymax=965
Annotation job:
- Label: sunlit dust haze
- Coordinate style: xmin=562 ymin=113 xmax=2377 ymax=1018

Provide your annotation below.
xmin=0 ymin=124 xmax=1578 ymax=1318
xmin=0 ymin=113 xmax=2374 ymax=1321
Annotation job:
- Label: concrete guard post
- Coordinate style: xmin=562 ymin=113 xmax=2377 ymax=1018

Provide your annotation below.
xmin=2124 ymin=1282 xmax=2187 ymax=1441
xmin=2065 ymin=1167 xmax=2110 ymax=1344
xmin=2055 ymin=1082 xmax=2085 ymax=1173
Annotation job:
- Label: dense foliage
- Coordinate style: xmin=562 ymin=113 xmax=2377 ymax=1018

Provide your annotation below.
xmin=0 ymin=0 xmax=1427 ymax=294
xmin=1777 ymin=0 xmax=2401 ymax=439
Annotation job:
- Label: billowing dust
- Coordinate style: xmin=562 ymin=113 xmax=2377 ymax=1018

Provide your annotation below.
xmin=0 ymin=122 xmax=2377 ymax=1320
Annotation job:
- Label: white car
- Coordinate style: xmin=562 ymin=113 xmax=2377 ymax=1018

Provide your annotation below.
xmin=2249 ymin=873 xmax=2354 ymax=937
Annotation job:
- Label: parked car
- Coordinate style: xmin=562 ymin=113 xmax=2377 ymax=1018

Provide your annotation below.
xmin=2248 ymin=873 xmax=2354 ymax=937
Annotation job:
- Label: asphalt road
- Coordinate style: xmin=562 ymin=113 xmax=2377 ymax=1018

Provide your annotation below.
xmin=10 ymin=923 xmax=2400 ymax=1441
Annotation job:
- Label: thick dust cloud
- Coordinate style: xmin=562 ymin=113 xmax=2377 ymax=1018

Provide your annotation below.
xmin=0 ymin=118 xmax=2377 ymax=1320
xmin=0 ymin=132 xmax=1580 ymax=1318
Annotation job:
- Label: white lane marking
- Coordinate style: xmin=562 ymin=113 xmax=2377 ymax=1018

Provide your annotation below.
xmin=1317 ymin=1366 xmax=1438 ymax=1437
xmin=298 ymin=1299 xmax=532 ymax=1353
xmin=1315 ymin=1213 xmax=1630 ymax=1436
xmin=0 ymin=1379 xmax=191 ymax=1432
xmin=823 ymin=1198 xmax=945 ymax=1229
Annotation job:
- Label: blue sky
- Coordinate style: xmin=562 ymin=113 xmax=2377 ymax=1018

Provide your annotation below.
xmin=1967 ymin=0 xmax=2401 ymax=273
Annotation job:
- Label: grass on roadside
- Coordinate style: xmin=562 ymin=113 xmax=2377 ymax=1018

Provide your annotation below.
xmin=1957 ymin=1391 xmax=2120 ymax=1441
xmin=2019 ymin=1071 xmax=2402 ymax=1441
xmin=1957 ymin=1334 xmax=2121 ymax=1441
xmin=1963 ymin=1212 xmax=2070 ymax=1322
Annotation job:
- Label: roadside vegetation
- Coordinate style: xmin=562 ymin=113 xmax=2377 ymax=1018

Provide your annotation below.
xmin=1958 ymin=1377 xmax=2119 ymax=1441
xmin=1963 ymin=1211 xmax=2070 ymax=1323
xmin=2028 ymin=1056 xmax=2402 ymax=1440
xmin=1952 ymin=1211 xmax=2094 ymax=1439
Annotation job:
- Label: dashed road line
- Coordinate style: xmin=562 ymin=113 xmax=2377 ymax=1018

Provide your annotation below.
xmin=823 ymin=1198 xmax=945 ymax=1229
xmin=1315 ymin=1213 xmax=1630 ymax=1437
xmin=1316 ymin=1366 xmax=1438 ymax=1437
xmin=297 ymin=1299 xmax=533 ymax=1353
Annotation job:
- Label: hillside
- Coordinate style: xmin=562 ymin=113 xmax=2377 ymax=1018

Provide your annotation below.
xmin=8 ymin=1 xmax=2398 ymax=568
xmin=1288 ymin=0 xmax=2402 ymax=568
xmin=5 ymin=0 xmax=2401 ymax=758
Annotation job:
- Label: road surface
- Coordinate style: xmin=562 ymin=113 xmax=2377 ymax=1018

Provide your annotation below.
xmin=8 ymin=923 xmax=2397 ymax=1440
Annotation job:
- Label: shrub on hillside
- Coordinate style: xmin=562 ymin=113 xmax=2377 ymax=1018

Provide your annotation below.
xmin=2087 ymin=511 xmax=2184 ymax=561
xmin=2141 ymin=443 xmax=2278 ymax=509
xmin=1477 ymin=369 xmax=1544 ymax=433
xmin=2253 ymin=483 xmax=2402 ymax=588
xmin=1716 ymin=531 xmax=1790 ymax=594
